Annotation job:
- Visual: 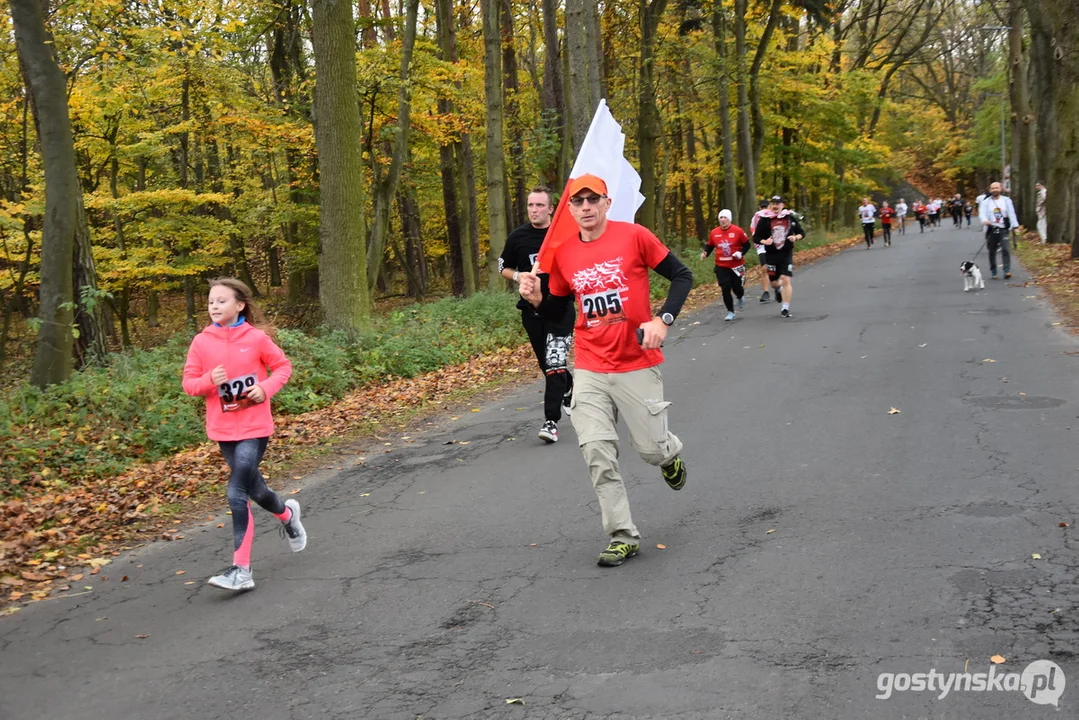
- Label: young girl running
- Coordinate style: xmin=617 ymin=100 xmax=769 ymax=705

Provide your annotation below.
xmin=182 ymin=278 xmax=306 ymax=591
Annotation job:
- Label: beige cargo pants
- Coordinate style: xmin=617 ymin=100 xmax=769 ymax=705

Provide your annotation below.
xmin=569 ymin=366 xmax=683 ymax=543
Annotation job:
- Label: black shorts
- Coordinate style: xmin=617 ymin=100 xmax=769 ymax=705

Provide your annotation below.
xmin=714 ymin=265 xmax=746 ymax=287
xmin=764 ymin=246 xmax=793 ymax=281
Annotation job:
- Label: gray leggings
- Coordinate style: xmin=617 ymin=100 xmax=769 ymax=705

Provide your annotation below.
xmin=219 ymin=437 xmax=286 ymax=551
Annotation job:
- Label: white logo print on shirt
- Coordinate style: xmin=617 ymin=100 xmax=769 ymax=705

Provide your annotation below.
xmin=571 ymin=258 xmax=629 ymax=328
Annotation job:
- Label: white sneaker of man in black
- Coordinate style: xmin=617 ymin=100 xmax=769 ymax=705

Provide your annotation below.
xmin=538 ymin=420 xmax=559 ymax=443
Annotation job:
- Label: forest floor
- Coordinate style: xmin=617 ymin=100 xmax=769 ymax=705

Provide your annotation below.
xmin=1 ymin=231 xmax=863 ymax=615
xmin=1013 ymin=230 xmax=1079 ymax=332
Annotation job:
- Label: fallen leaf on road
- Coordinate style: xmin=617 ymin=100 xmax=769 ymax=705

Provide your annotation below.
xmin=458 ymin=441 xmax=470 ymax=445
xmin=656 ymin=544 xmax=667 ymax=549
xmin=471 ymin=409 xmax=480 ymax=413
xmin=175 ymin=570 xmax=186 ymax=575
xmin=359 ymin=493 xmax=371 ymax=497
xmin=861 ymin=355 xmax=868 ymax=359
xmin=417 ymin=491 xmax=425 ymax=494
xmin=70 ymin=573 xmax=83 ymax=581
xmin=1001 ymin=377 xmax=1008 ymax=383
xmin=505 ymin=698 xmax=523 ymax=705
xmin=888 ymin=408 xmax=901 ymax=415
xmin=288 ymin=489 xmax=300 ymax=494
xmin=766 ymin=529 xmax=777 ymax=534
xmin=1 ymin=577 xmax=25 ymax=587
xmin=991 ymin=655 xmax=1006 ymax=664
xmin=1032 ymin=553 xmax=1042 ymax=560
xmin=983 ymin=358 xmax=996 ymax=363
xmin=184 ymin=581 xmax=196 ymax=585
xmin=121 ymin=576 xmax=128 ymax=582
xmin=216 ymin=523 xmax=224 ymax=528
xmin=1059 ymin=523 xmax=1070 ymax=528
xmin=529 ymin=543 xmax=537 ymax=547
xmin=136 ymin=634 xmax=150 ymax=639
xmin=292 ymin=476 xmax=303 ymax=480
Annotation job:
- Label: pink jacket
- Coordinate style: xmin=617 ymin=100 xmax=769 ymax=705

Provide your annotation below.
xmin=182 ymin=321 xmax=292 ymax=442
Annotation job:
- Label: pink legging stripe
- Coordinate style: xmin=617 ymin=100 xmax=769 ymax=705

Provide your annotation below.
xmin=233 ymin=501 xmax=254 ymax=568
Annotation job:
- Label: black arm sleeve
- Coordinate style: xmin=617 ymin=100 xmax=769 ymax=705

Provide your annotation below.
xmin=498 ymin=235 xmax=517 ymax=272
xmin=752 ymin=217 xmax=769 ymax=243
xmin=534 ymin=274 xmax=574 ymax=322
xmin=739 ymin=238 xmax=752 ymax=254
xmin=653 ymin=251 xmax=694 ymax=320
xmin=790 ymin=219 xmax=806 ymax=238
xmin=702 ymin=243 xmax=715 ymax=257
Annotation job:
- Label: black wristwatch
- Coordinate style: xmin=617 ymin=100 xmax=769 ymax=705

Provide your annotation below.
xmin=659 ymin=312 xmax=675 ymax=326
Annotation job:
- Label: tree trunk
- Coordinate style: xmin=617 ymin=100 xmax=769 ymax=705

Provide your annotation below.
xmin=366 ymin=0 xmax=420 ymax=287
xmin=565 ymin=0 xmax=602 ymax=153
xmin=12 ymin=0 xmax=75 ymax=387
xmin=501 ymin=0 xmax=526 ymax=228
xmin=484 ymin=0 xmax=510 ymax=289
xmin=734 ymin=0 xmax=755 ymax=219
xmin=71 ymin=198 xmax=110 ymax=367
xmin=436 ymin=0 xmax=470 ymax=296
xmin=540 ymin=0 xmax=564 ymax=187
xmin=397 ymin=178 xmax=427 ymax=298
xmin=749 ymin=0 xmax=783 ymax=177
xmin=1008 ymin=0 xmax=1036 ymax=228
xmin=686 ymin=119 xmax=707 ymax=243
xmin=713 ymin=8 xmax=738 ymax=214
xmin=637 ymin=0 xmax=670 ymax=231
xmin=311 ymin=0 xmax=373 ymax=332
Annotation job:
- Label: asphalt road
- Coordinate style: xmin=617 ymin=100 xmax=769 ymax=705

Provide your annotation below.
xmin=2 ymin=221 xmax=1078 ymax=720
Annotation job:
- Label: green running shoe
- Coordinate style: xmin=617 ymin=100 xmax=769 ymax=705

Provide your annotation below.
xmin=661 ymin=456 xmax=687 ymax=491
xmin=597 ymin=540 xmax=640 ymax=567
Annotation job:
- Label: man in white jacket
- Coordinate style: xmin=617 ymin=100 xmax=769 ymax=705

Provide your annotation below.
xmin=979 ymin=182 xmax=1019 ymax=280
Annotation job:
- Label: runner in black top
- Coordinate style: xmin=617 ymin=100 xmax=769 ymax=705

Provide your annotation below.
xmin=499 ymin=187 xmax=575 ymax=444
xmin=753 ymin=195 xmax=805 ymax=318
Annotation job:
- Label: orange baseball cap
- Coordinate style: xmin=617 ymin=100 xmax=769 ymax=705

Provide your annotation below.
xmin=566 ymin=174 xmax=608 ymax=197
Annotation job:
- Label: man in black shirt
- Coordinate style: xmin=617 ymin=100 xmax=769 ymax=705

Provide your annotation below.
xmin=499 ymin=187 xmax=575 ymax=443
xmin=752 ymin=195 xmax=805 ymax=319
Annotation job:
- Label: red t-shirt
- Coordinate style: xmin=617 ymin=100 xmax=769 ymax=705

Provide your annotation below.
xmin=706 ymin=224 xmax=750 ymax=269
xmin=879 ymin=208 xmax=895 ymax=225
xmin=547 ymin=221 xmax=670 ymax=373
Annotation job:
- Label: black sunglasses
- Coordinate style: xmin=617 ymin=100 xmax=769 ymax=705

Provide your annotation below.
xmin=569 ymin=194 xmax=607 ymax=207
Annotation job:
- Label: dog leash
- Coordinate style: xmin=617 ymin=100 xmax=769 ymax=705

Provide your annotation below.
xmin=969 ymin=237 xmax=988 ymax=262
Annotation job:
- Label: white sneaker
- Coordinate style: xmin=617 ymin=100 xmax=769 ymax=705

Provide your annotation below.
xmin=724 ymin=311 xmax=735 ymax=322
xmin=207 ymin=565 xmax=254 ymax=591
xmin=538 ymin=420 xmax=558 ymax=443
xmin=281 ymin=499 xmax=307 ymax=552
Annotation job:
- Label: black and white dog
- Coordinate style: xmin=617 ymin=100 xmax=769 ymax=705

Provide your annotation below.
xmin=960 ymin=261 xmax=985 ymax=291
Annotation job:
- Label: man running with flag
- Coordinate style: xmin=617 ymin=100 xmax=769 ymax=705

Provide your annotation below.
xmin=519 ymin=173 xmax=692 ymax=568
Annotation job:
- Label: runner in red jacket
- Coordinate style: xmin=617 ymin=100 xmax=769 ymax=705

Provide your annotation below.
xmin=702 ymin=209 xmax=751 ymax=321
xmin=879 ymin=201 xmax=895 ymax=247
